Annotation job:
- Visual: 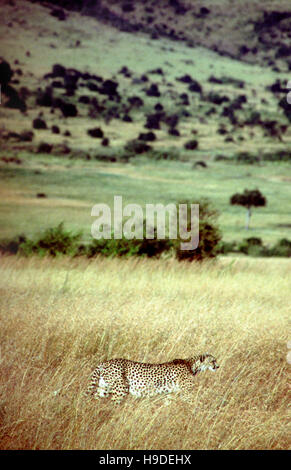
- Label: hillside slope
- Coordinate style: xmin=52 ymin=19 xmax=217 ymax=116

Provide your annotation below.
xmin=1 ymin=0 xmax=290 ymax=159
xmin=35 ymin=0 xmax=291 ymax=71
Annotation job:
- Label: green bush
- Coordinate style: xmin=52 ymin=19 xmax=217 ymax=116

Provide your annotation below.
xmin=92 ymin=147 xmax=130 ymax=163
xmin=87 ymin=200 xmax=221 ymax=262
xmin=234 ymin=152 xmax=260 ymax=164
xmin=146 ymin=148 xmax=180 ymax=161
xmin=269 ymin=238 xmax=291 ymax=257
xmin=173 ymin=199 xmax=221 ymax=262
xmin=217 ymin=237 xmax=291 ymax=257
xmin=19 ymin=223 xmax=82 ymax=257
xmin=86 ymin=228 xmax=172 ymax=259
xmin=261 ymin=151 xmax=291 ymax=162
xmin=124 ymin=139 xmax=152 ymax=156
xmin=214 ymin=154 xmax=229 ymax=162
xmin=246 ymin=111 xmax=261 ymax=125
xmin=217 ymin=240 xmax=238 ymax=254
xmin=0 ymin=235 xmax=27 ymax=255
xmin=3 ymin=229 xmax=291 ymax=260
xmin=237 ymin=237 xmax=263 ymax=255
xmin=86 ymin=238 xmax=140 ymax=258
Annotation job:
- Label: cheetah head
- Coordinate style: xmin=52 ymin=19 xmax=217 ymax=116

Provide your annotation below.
xmin=192 ymin=354 xmax=219 ymax=374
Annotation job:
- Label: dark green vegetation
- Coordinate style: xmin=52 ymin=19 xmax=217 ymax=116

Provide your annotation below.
xmin=230 ymin=188 xmax=267 ymax=230
xmin=38 ymin=0 xmax=291 ymax=72
xmin=0 ymin=199 xmax=221 ymax=262
xmin=2 ymin=221 xmax=290 ymax=259
xmin=0 ymin=0 xmax=291 ymax=258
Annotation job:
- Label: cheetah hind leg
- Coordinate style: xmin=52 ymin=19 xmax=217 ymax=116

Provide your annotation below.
xmin=85 ymin=367 xmax=101 ymax=398
xmin=110 ymin=378 xmax=129 ymax=405
xmin=94 ymin=376 xmax=111 ymax=400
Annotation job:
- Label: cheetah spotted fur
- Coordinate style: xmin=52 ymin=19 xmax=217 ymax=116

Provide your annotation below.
xmin=86 ymin=354 xmax=219 ymax=404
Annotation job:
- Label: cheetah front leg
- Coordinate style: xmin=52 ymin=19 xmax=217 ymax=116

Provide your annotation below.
xmin=178 ymin=380 xmax=195 ymax=403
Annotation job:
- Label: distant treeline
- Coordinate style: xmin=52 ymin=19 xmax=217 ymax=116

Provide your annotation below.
xmin=1 ymin=223 xmax=290 ymax=260
xmin=0 ymin=200 xmax=222 ymax=261
xmin=219 ymin=237 xmax=291 ymax=257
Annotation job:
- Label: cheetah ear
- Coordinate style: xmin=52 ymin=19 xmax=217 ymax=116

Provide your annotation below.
xmin=199 ymin=354 xmax=206 ymax=362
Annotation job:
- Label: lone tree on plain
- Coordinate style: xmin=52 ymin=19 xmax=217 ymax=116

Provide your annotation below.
xmin=230 ymin=189 xmax=267 ymax=230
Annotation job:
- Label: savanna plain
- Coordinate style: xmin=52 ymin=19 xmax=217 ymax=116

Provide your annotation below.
xmin=0 ymin=0 xmax=291 ymax=451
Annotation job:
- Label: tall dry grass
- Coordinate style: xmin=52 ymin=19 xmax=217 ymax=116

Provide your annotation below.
xmin=0 ymin=255 xmax=290 ymax=450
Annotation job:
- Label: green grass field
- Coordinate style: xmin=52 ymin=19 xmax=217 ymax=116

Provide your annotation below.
xmin=1 ymin=155 xmax=291 ymax=245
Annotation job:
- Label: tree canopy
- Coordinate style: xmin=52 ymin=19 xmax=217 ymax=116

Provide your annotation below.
xmin=230 ymin=189 xmax=267 ymax=230
xmin=230 ymin=189 xmax=267 ymax=209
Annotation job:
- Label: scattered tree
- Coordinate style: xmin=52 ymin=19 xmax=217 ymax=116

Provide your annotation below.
xmin=230 ymin=189 xmax=267 ymax=230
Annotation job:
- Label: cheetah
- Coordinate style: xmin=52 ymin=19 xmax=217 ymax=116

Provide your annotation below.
xmin=86 ymin=353 xmax=219 ymax=404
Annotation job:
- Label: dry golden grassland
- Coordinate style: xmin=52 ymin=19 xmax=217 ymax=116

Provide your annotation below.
xmin=0 ymin=255 xmax=290 ymax=450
